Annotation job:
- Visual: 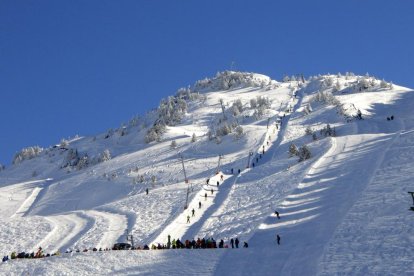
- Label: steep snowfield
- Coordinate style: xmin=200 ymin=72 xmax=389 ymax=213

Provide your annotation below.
xmin=0 ymin=72 xmax=413 ymax=275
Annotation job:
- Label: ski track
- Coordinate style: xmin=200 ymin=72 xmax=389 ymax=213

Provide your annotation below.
xmin=75 ymin=210 xmax=127 ymax=250
xmin=10 ymin=187 xmax=43 ymax=218
xmin=35 ymin=213 xmax=92 ymax=253
xmin=150 ymin=93 xmax=297 ymax=244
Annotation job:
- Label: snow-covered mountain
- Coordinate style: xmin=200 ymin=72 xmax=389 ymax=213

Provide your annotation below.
xmin=1 ymin=71 xmax=413 ymax=275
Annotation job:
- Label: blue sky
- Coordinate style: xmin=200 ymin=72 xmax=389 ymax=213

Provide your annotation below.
xmin=1 ymin=0 xmax=413 ymax=165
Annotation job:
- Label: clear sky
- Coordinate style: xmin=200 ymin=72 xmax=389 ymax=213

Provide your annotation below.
xmin=1 ymin=0 xmax=413 ymax=165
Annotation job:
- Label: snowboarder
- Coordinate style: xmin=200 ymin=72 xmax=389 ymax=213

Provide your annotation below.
xmin=199 ymin=201 xmax=202 ymax=209
xmin=187 ymin=215 xmax=190 ymax=223
xmin=243 ymin=242 xmax=248 ymax=248
xmin=230 ymin=238 xmax=234 ymax=248
xmin=275 ymin=210 xmax=280 ymax=219
xmin=276 ymin=234 xmax=281 ymax=245
xmin=146 ymin=188 xmax=149 ymax=195
xmin=235 ymin=238 xmax=239 ymax=248
xmin=192 ymin=208 xmax=195 ymax=217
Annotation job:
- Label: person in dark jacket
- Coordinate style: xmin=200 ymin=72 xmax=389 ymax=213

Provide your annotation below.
xmin=243 ymin=242 xmax=248 ymax=248
xmin=277 ymin=234 xmax=281 ymax=245
xmin=275 ymin=210 xmax=280 ymax=219
xmin=230 ymin=238 xmax=234 ymax=248
xmin=235 ymin=238 xmax=239 ymax=248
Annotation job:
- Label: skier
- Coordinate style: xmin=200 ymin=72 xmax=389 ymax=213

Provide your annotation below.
xmin=276 ymin=234 xmax=281 ymax=245
xmin=192 ymin=208 xmax=195 ymax=217
xmin=230 ymin=238 xmax=234 ymax=248
xmin=235 ymin=238 xmax=239 ymax=248
xmin=205 ymin=193 xmax=207 ymax=200
xmin=146 ymin=188 xmax=149 ymax=195
xmin=217 ymin=181 xmax=220 ymax=187
xmin=187 ymin=215 xmax=190 ymax=223
xmin=275 ymin=210 xmax=280 ymax=219
xmin=231 ymin=168 xmax=234 ymax=174
xmin=211 ymin=188 xmax=214 ymax=195
xmin=220 ymin=175 xmax=224 ymax=181
xmin=238 ymin=169 xmax=241 ymax=174
xmin=206 ymin=178 xmax=210 ymax=185
xmin=252 ymin=162 xmax=255 ymax=168
xmin=199 ymin=201 xmax=202 ymax=209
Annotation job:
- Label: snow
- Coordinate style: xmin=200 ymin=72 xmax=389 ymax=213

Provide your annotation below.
xmin=0 ymin=72 xmax=413 ymax=275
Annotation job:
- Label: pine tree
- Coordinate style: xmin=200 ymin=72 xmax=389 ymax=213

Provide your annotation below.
xmin=289 ymin=143 xmax=299 ymax=157
xmin=305 ymin=126 xmax=313 ymax=135
xmin=298 ymin=145 xmax=311 ymax=162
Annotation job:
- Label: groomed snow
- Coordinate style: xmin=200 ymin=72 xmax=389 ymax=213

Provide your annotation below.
xmin=1 ymin=73 xmax=413 ymax=275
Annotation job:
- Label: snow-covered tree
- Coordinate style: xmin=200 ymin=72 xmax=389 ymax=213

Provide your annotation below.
xmin=333 ymin=80 xmax=341 ymax=92
xmin=231 ymin=99 xmax=244 ymax=116
xmin=359 ymin=78 xmax=370 ymax=90
xmin=99 ymin=149 xmax=111 ymax=162
xmin=380 ymin=79 xmax=388 ymax=88
xmin=304 ymin=103 xmax=313 ymax=115
xmin=76 ymin=154 xmax=89 ymax=170
xmin=250 ymin=98 xmax=257 ymax=109
xmin=298 ymin=145 xmax=311 ymax=162
xmin=235 ymin=125 xmax=244 ymax=139
xmin=145 ymin=122 xmax=166 ymax=143
xmin=305 ymin=126 xmax=313 ymax=135
xmin=60 ymin=139 xmax=69 ymax=148
xmin=289 ymin=143 xmax=299 ymax=157
xmin=12 ymin=146 xmax=43 ymax=165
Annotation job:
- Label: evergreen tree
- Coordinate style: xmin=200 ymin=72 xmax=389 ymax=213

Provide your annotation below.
xmin=298 ymin=145 xmax=311 ymax=162
xmin=289 ymin=143 xmax=299 ymax=157
xmin=191 ymin=133 xmax=197 ymax=143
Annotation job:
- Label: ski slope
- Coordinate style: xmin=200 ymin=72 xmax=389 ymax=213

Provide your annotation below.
xmin=1 ymin=72 xmax=413 ymax=275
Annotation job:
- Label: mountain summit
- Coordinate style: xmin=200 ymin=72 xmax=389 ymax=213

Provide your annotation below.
xmin=1 ymin=71 xmax=413 ymax=275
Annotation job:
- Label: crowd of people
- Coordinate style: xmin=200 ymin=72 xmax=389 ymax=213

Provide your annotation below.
xmin=2 ymin=236 xmax=249 ymax=263
xmin=149 ymin=235 xmax=248 ymax=250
